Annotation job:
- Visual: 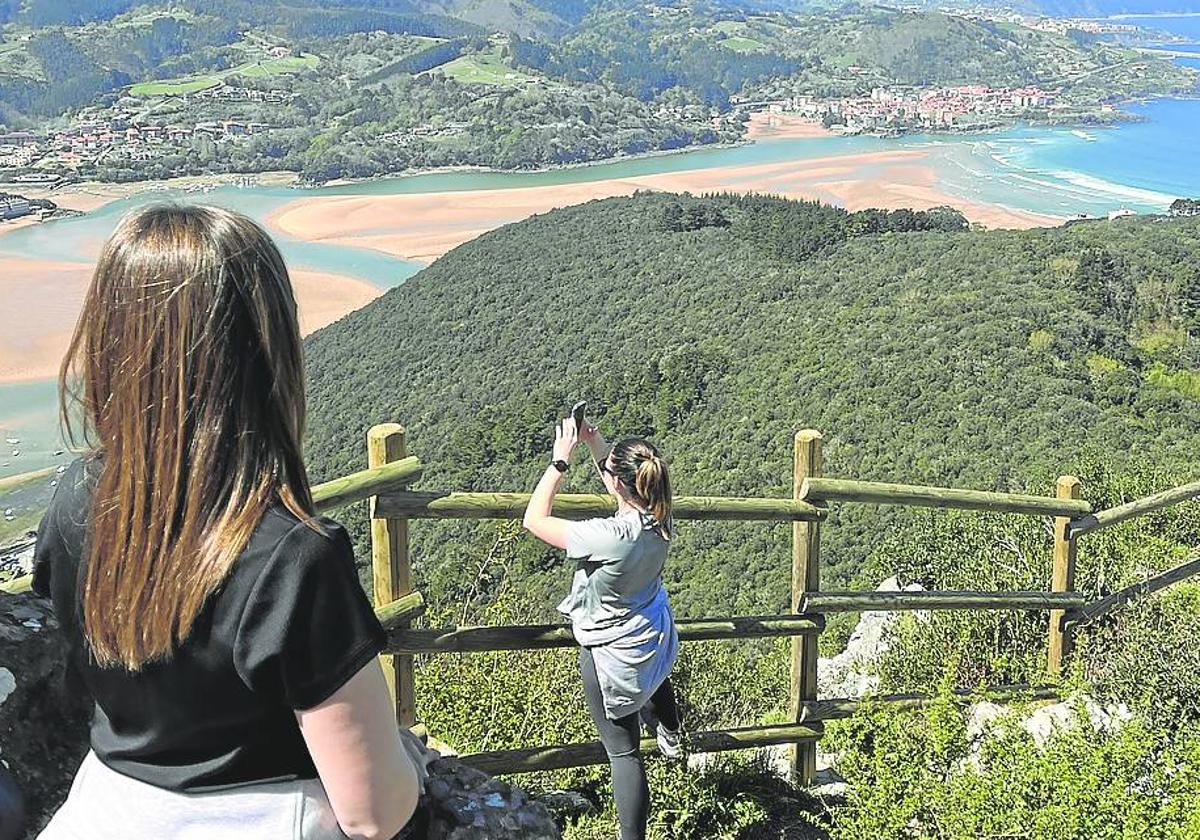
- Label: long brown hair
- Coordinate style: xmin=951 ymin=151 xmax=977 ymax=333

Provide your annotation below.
xmin=609 ymin=437 xmax=672 ymax=539
xmin=60 ymin=204 xmax=315 ymax=670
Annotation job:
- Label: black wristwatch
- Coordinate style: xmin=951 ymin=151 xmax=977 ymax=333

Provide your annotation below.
xmin=551 ymin=459 xmax=569 ymax=473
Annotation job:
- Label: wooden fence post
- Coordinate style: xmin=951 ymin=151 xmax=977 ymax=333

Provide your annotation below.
xmin=368 ymin=423 xmax=416 ymax=727
xmin=790 ymin=429 xmax=823 ymax=785
xmin=1047 ymin=475 xmax=1081 ymax=678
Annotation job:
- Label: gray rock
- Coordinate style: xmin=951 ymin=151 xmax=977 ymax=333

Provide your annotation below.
xmin=0 ymin=592 xmax=91 ymax=835
xmin=818 ymin=575 xmax=926 ymax=700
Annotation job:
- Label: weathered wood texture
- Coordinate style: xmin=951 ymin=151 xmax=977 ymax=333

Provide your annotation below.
xmin=375 ymin=591 xmax=426 ymax=631
xmin=790 ymin=430 xmax=822 ymax=786
xmin=1047 ymin=476 xmax=1082 ymax=678
xmin=387 ymin=614 xmax=825 ymax=654
xmin=1069 ymin=554 xmax=1200 ymax=626
xmin=460 ymin=683 xmax=1060 ymax=774
xmin=312 ymin=456 xmax=423 ymax=512
xmin=1070 ymin=479 xmax=1200 ymax=538
xmin=801 ymin=591 xmax=1086 ymax=613
xmin=368 ymin=424 xmax=416 ymax=727
xmin=800 ymin=477 xmax=1092 ymax=517
xmin=374 ymin=491 xmax=825 ymax=521
xmin=461 ymin=722 xmax=825 ymax=775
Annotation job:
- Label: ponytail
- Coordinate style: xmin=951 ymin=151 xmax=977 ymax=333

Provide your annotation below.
xmin=635 ymin=455 xmax=672 ymax=539
xmin=610 ymin=437 xmax=673 ymax=539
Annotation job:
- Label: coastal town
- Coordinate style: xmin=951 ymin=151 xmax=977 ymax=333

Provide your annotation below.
xmin=0 ymin=80 xmax=287 ymax=186
xmin=0 ymin=76 xmax=1119 ymax=196
xmin=745 ymin=84 xmax=1066 ymax=135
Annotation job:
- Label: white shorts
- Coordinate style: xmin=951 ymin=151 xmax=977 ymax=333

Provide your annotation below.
xmin=38 ymin=751 xmax=348 ymax=840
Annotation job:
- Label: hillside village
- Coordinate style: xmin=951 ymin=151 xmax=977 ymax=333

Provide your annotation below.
xmin=749 ymin=83 xmax=1063 ymax=134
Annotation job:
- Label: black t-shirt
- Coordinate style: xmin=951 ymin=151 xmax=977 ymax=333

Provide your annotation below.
xmin=32 ymin=458 xmax=387 ymax=792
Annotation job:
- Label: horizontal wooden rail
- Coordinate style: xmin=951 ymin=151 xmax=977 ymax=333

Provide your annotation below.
xmin=800 ymin=477 xmax=1092 ymax=518
xmin=800 ymin=590 xmax=1087 ymax=613
xmin=461 ymin=722 xmax=825 ymax=775
xmin=376 ymin=591 xmax=426 ymax=631
xmin=387 ymin=614 xmax=826 ymax=654
xmin=1070 ymin=479 xmax=1200 ymax=538
xmin=0 ymin=458 xmax=427 ymax=598
xmin=1068 ymin=554 xmax=1200 ymax=626
xmin=313 ymin=456 xmax=423 ymax=513
xmin=800 ymin=683 xmax=1061 ymax=721
xmin=375 ymin=491 xmax=825 ymax=521
xmin=457 ymin=683 xmax=1060 ymax=775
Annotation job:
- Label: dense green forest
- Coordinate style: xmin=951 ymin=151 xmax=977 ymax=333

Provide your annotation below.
xmin=303 ymin=193 xmax=1200 ymax=612
xmin=299 ymin=194 xmax=1200 ymax=837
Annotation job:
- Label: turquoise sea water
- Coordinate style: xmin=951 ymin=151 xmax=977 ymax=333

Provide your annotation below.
xmin=2 ymin=40 xmax=1199 ymax=479
xmin=1112 ymin=12 xmax=1200 ymax=41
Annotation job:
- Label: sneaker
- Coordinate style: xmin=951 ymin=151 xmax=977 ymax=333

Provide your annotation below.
xmin=656 ymin=722 xmax=683 ymax=759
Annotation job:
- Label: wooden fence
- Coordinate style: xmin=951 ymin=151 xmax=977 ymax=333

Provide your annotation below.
xmin=5 ymin=424 xmax=1200 ymax=785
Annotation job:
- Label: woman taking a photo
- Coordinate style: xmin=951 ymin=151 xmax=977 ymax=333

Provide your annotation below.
xmin=523 ymin=416 xmax=683 ymax=840
xmin=33 ymin=204 xmax=422 ymax=840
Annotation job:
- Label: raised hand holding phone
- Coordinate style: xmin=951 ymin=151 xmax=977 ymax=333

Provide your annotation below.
xmin=553 ymin=416 xmax=578 ymax=463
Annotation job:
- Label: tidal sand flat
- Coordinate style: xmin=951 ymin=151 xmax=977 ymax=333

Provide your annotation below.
xmin=269 ymin=148 xmax=1061 ymax=264
xmin=0 ymin=256 xmax=95 ymax=384
xmin=0 ymin=251 xmax=380 ymax=385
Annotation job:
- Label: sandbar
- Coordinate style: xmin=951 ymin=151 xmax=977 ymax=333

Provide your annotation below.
xmin=269 ymin=148 xmax=1061 ymax=265
xmin=0 ymin=257 xmax=379 ymax=385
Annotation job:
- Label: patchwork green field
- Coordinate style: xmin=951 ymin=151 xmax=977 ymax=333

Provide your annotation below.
xmin=435 ymin=49 xmax=541 ymax=86
xmin=128 ymin=53 xmax=319 ymax=96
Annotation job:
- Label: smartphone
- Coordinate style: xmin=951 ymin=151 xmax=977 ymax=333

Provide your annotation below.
xmin=571 ymin=400 xmax=587 ymax=430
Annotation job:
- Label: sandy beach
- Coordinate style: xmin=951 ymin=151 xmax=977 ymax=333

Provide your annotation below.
xmin=744 ymin=111 xmax=835 ymax=140
xmin=269 ymin=147 xmax=1061 ymax=265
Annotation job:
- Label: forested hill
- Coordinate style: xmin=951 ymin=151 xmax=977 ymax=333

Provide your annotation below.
xmin=302 ymin=193 xmax=1200 ymax=616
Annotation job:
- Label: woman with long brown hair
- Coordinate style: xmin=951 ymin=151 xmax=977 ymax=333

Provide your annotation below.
xmin=523 ymin=416 xmax=682 ymax=840
xmin=33 ymin=204 xmax=422 ymax=839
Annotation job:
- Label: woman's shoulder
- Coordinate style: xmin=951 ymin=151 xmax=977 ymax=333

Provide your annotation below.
xmin=245 ymin=507 xmax=353 ymax=572
xmin=42 ymin=456 xmax=97 ymax=533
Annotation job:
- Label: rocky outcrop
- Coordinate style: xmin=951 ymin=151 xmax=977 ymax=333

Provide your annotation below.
xmin=817 ymin=575 xmax=927 ymax=700
xmin=0 ymin=592 xmax=90 ymax=839
xmin=0 ymin=591 xmax=558 ymax=839
xmin=421 ymin=757 xmax=557 ymax=839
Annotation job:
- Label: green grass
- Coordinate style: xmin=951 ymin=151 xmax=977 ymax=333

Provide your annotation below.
xmin=710 ymin=20 xmax=748 ymax=36
xmin=719 ymin=36 xmax=768 ymax=53
xmin=236 ymin=54 xmax=320 ymax=78
xmin=130 ymin=77 xmax=221 ymax=96
xmin=436 ymin=52 xmax=539 ymax=86
xmin=129 ymin=52 xmax=320 ymax=97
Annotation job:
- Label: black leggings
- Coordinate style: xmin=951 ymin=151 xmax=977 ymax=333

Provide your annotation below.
xmin=579 ymin=646 xmax=681 ymax=840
